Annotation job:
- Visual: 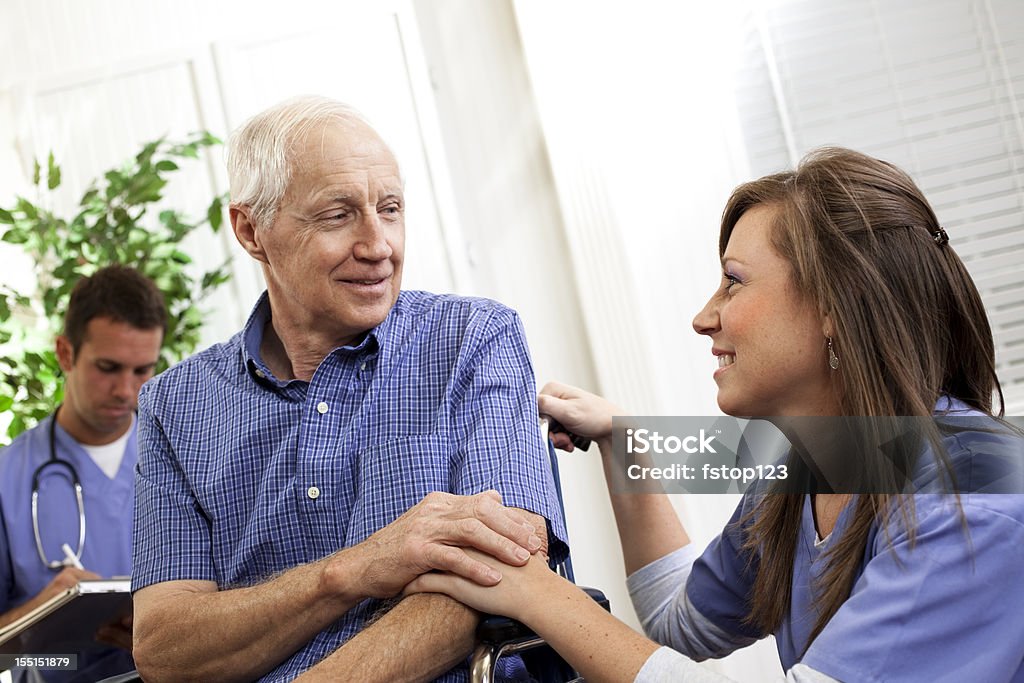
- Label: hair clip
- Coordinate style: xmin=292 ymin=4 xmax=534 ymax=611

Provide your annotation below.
xmin=932 ymin=227 xmax=949 ymax=246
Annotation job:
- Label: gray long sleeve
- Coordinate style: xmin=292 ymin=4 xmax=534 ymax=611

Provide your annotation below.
xmin=626 ymin=545 xmax=755 ymax=660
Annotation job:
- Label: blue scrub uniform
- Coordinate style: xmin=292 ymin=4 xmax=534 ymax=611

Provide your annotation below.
xmin=628 ymin=401 xmax=1024 ymax=682
xmin=0 ymin=415 xmax=136 ymax=682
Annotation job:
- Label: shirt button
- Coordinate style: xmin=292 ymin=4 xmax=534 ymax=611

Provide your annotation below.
xmin=255 ymin=369 xmax=266 ymax=379
xmin=316 ymin=401 xmax=329 ymax=414
xmin=360 ymin=362 xmax=367 ymax=371
xmin=307 ymin=486 xmax=320 ymax=500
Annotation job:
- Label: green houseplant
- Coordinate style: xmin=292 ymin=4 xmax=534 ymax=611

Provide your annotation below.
xmin=0 ymin=133 xmax=231 ymax=443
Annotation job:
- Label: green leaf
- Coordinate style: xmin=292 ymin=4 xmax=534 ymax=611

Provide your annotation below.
xmin=150 ymin=242 xmax=176 ymax=261
xmin=53 ymin=260 xmax=79 ymax=282
xmin=201 ymin=266 xmax=231 ymax=290
xmin=194 ymin=130 xmax=222 ymax=146
xmin=36 ymin=366 xmax=56 ymax=384
xmin=1 ymin=228 xmax=27 ymax=244
xmin=112 ymin=207 xmax=132 ymax=227
xmin=47 ymin=152 xmax=61 ymax=189
xmin=8 ymin=414 xmax=25 ymax=438
xmin=91 ymin=215 xmax=110 ymax=239
xmin=0 ymin=209 xmax=14 ymax=224
xmin=135 ymin=139 xmax=163 ymax=167
xmin=125 ymin=176 xmax=167 ymax=204
xmin=42 ymin=287 xmax=61 ymax=317
xmin=68 ymin=214 xmax=87 ymax=237
xmin=105 ymin=170 xmax=125 ymax=199
xmin=206 ymin=196 xmax=223 ymax=231
xmin=15 ymin=197 xmax=38 ymax=220
xmin=155 ymin=160 xmax=179 ymax=172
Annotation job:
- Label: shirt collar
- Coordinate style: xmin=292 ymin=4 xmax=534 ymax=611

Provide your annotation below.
xmin=240 ymin=291 xmax=402 ymax=387
xmin=934 ymin=394 xmax=977 ymax=415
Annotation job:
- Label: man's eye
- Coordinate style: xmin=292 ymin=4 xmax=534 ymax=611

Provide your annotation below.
xmin=380 ymin=205 xmax=401 ymax=215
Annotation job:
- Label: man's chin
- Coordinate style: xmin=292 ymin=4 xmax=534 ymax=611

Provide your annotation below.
xmin=332 ymin=296 xmax=398 ymax=340
xmin=351 ymin=288 xmax=398 ymax=316
xmin=88 ymin=413 xmax=135 ymax=440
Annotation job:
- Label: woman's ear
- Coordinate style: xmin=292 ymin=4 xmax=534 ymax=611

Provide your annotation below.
xmin=822 ymin=312 xmax=834 ymax=339
xmin=230 ymin=204 xmax=268 ymax=264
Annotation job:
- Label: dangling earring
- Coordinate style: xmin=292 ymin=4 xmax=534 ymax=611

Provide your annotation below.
xmin=827 ymin=337 xmax=839 ymax=370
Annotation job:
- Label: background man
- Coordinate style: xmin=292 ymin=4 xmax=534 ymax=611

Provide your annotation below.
xmin=132 ymin=96 xmax=568 ymax=682
xmin=0 ymin=265 xmax=166 ymax=681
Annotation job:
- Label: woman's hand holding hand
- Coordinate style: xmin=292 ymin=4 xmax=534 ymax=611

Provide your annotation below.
xmin=404 ymin=549 xmax=561 ymax=623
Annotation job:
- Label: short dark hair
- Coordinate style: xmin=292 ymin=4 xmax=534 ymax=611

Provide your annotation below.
xmin=63 ymin=265 xmax=167 ymax=353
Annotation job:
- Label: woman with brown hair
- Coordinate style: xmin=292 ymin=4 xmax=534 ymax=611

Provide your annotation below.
xmin=407 ymin=147 xmax=1024 ymax=682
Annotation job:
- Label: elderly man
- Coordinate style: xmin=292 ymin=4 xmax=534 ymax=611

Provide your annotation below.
xmin=0 ymin=265 xmax=165 ymax=682
xmin=131 ymin=96 xmax=567 ymax=682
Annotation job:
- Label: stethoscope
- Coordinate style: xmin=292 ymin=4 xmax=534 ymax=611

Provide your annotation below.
xmin=31 ymin=406 xmax=86 ymax=571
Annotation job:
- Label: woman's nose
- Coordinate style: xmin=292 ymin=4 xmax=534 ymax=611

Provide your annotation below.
xmin=692 ymin=294 xmax=720 ymax=337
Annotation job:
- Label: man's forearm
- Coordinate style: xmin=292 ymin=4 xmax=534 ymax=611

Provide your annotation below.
xmin=295 ymin=592 xmax=478 ymax=682
xmin=296 ymin=507 xmax=549 ymax=682
xmin=134 ymin=553 xmax=365 ymax=683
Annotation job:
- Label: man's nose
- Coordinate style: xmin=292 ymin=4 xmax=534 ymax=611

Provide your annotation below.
xmin=353 ymin=214 xmax=393 ymax=261
xmin=112 ymin=372 xmax=135 ymax=400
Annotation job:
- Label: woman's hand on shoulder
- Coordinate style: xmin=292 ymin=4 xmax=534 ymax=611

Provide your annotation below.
xmin=538 ymin=381 xmax=622 ymax=450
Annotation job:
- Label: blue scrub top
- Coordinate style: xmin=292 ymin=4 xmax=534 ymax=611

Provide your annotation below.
xmin=0 ymin=414 xmax=137 ymax=682
xmin=685 ymin=404 xmax=1024 ymax=682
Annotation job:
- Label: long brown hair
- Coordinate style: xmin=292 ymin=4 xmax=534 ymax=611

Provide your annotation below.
xmin=721 ymin=147 xmax=1003 ymax=646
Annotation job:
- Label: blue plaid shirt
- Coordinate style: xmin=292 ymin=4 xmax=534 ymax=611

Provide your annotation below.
xmin=133 ymin=290 xmax=568 ymax=682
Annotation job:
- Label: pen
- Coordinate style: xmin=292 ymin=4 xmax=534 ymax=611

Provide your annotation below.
xmin=61 ymin=543 xmax=84 ymax=570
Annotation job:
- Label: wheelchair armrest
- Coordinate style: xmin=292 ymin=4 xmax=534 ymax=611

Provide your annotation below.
xmin=476 ymin=587 xmax=610 ymax=645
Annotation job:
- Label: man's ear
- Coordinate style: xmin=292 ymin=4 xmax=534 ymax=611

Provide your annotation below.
xmin=55 ymin=335 xmax=75 ymax=373
xmin=230 ymin=204 xmax=269 ymax=264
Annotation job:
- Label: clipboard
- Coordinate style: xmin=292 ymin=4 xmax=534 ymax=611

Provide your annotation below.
xmin=0 ymin=579 xmax=131 ymax=655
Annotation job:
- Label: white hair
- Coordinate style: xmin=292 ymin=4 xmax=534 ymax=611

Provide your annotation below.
xmin=226 ymin=95 xmax=388 ymax=229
